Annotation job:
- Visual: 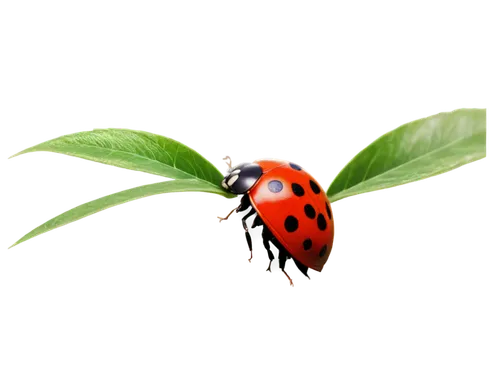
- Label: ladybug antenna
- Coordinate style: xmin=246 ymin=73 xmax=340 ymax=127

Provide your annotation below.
xmin=221 ymin=153 xmax=234 ymax=171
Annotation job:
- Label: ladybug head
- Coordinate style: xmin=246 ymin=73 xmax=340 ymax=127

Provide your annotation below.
xmin=221 ymin=162 xmax=263 ymax=194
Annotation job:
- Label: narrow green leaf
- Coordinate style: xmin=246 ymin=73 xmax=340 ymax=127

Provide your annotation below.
xmin=9 ymin=179 xmax=228 ymax=249
xmin=10 ymin=128 xmax=228 ymax=190
xmin=327 ymin=108 xmax=486 ymax=202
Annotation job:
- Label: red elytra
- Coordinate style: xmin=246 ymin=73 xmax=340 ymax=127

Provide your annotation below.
xmin=249 ymin=160 xmax=334 ymax=271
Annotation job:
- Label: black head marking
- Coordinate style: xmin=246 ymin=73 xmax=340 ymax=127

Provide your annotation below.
xmin=303 ymin=238 xmax=312 ymax=251
xmin=319 ymin=245 xmax=327 ymax=257
xmin=284 ymin=215 xmax=299 ymax=232
xmin=268 ymin=180 xmax=283 ymax=193
xmin=325 ymin=202 xmax=332 ymax=219
xmin=221 ymin=163 xmax=263 ymax=194
xmin=317 ymin=214 xmax=327 ymax=231
xmin=309 ymin=180 xmax=321 ymax=194
xmin=292 ymin=183 xmax=305 ymax=197
xmin=304 ymin=204 xmax=316 ymax=219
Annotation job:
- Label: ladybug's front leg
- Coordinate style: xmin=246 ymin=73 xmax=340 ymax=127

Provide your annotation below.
xmin=215 ymin=205 xmax=240 ymax=224
xmin=241 ymin=208 xmax=256 ymax=262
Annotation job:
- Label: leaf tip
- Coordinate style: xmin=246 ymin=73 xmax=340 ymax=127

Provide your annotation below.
xmin=5 ymin=150 xmax=23 ymax=160
xmin=6 ymin=241 xmax=24 ymax=252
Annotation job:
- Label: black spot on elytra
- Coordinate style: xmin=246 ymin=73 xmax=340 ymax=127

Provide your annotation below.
xmin=319 ymin=245 xmax=327 ymax=257
xmin=268 ymin=180 xmax=283 ymax=193
xmin=304 ymin=204 xmax=316 ymax=219
xmin=317 ymin=214 xmax=327 ymax=231
xmin=309 ymin=180 xmax=320 ymax=194
xmin=303 ymin=238 xmax=312 ymax=251
xmin=325 ymin=202 xmax=332 ymax=219
xmin=292 ymin=183 xmax=305 ymax=197
xmin=290 ymin=162 xmax=302 ymax=171
xmin=284 ymin=216 xmax=299 ymax=232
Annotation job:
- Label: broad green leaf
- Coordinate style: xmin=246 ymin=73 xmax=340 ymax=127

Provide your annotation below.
xmin=327 ymin=108 xmax=486 ymax=202
xmin=10 ymin=128 xmax=230 ymax=192
xmin=9 ymin=179 xmax=227 ymax=248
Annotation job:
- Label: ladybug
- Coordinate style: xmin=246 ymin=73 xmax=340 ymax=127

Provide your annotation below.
xmin=219 ymin=157 xmax=334 ymax=286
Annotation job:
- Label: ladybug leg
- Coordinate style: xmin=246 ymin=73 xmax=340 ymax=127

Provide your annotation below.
xmin=261 ymin=226 xmax=297 ymax=288
xmin=238 ymin=197 xmax=262 ymax=264
xmin=261 ymin=225 xmax=283 ymax=273
xmin=241 ymin=213 xmax=260 ymax=264
xmin=264 ymin=243 xmax=280 ymax=273
xmin=217 ymin=195 xmax=250 ymax=222
xmin=215 ymin=204 xmax=240 ymax=224
xmin=279 ymin=253 xmax=297 ymax=288
xmin=243 ymin=232 xmax=257 ymax=264
xmin=280 ymin=269 xmax=297 ymax=288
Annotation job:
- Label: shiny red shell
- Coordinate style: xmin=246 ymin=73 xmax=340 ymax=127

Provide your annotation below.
xmin=248 ymin=160 xmax=334 ymax=271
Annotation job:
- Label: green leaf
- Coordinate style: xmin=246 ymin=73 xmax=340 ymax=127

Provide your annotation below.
xmin=10 ymin=128 xmax=229 ymax=191
xmin=327 ymin=108 xmax=486 ymax=202
xmin=9 ymin=179 xmax=227 ymax=249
